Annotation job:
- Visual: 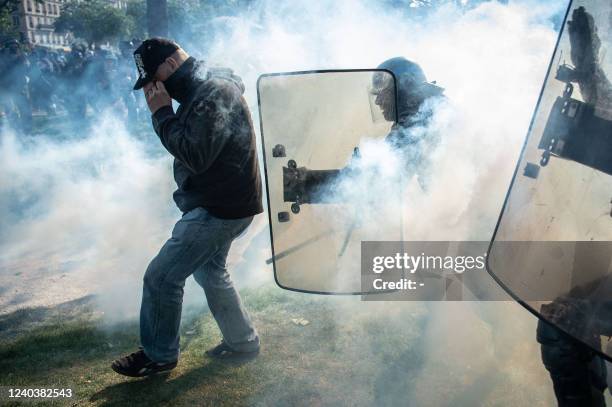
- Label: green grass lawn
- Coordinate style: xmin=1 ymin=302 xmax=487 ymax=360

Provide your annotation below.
xmin=0 ymin=284 xmax=430 ymax=406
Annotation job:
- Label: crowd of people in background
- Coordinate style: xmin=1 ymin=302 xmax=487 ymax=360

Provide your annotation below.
xmin=0 ymin=38 xmax=145 ymax=134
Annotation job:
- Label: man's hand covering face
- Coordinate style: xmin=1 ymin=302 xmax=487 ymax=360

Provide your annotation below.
xmin=144 ymin=81 xmax=172 ymax=114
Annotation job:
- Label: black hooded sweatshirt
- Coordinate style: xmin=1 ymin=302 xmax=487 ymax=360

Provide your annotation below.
xmin=151 ymin=57 xmax=263 ymax=219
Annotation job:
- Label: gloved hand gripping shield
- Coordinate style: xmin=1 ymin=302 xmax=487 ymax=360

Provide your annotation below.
xmin=488 ymin=1 xmax=612 ymax=361
xmin=257 ymin=70 xmax=402 ymax=294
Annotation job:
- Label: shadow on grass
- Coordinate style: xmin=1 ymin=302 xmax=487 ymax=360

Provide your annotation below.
xmin=0 ymin=294 xmax=250 ymax=406
xmin=88 ymin=360 xmax=252 ymax=406
xmin=0 ymin=295 xmax=97 ymax=341
xmin=0 ymin=297 xmax=141 ymax=382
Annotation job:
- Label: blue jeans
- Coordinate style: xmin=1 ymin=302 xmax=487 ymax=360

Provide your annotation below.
xmin=140 ymin=207 xmax=259 ymax=363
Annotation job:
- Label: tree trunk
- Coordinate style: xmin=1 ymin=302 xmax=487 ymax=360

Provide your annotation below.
xmin=146 ymin=0 xmax=168 ymax=38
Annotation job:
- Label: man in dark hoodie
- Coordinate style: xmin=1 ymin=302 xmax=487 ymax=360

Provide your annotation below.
xmin=111 ymin=38 xmax=263 ymax=377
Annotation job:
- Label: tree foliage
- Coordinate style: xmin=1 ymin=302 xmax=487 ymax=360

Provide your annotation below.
xmin=0 ymin=0 xmax=38 ymax=41
xmin=0 ymin=7 xmax=17 ymax=40
xmin=125 ymin=0 xmax=255 ymax=48
xmin=125 ymin=0 xmax=147 ymax=39
xmin=0 ymin=0 xmax=21 ymax=13
xmin=55 ymin=0 xmax=132 ymax=45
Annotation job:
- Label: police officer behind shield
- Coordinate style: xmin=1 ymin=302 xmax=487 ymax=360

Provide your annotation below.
xmin=283 ymin=56 xmax=443 ymax=207
xmin=111 ymin=38 xmax=263 ymax=377
xmin=286 ymin=56 xmax=444 ymax=206
xmin=371 ymin=56 xmax=444 ymax=190
xmin=536 ymin=6 xmax=612 ymax=407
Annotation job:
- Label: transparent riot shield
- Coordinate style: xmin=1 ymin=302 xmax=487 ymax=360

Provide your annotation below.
xmin=257 ymin=70 xmax=401 ymax=294
xmin=488 ymin=0 xmax=612 ymax=360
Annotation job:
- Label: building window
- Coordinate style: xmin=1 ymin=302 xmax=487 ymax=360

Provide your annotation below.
xmin=12 ymin=15 xmax=19 ymax=26
xmin=27 ymin=0 xmax=32 ymax=12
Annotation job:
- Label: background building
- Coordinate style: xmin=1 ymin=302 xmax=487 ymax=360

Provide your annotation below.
xmin=13 ymin=0 xmax=70 ymax=48
xmin=11 ymin=0 xmax=127 ymax=49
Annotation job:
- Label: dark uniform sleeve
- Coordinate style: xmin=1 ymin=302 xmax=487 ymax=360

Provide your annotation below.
xmin=151 ymin=82 xmax=239 ymax=174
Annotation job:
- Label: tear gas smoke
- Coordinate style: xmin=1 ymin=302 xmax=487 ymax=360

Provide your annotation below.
xmin=199 ymin=1 xmax=567 ymax=404
xmin=0 ymin=0 xmax=566 ymax=404
xmin=0 ymin=116 xmax=175 ymax=316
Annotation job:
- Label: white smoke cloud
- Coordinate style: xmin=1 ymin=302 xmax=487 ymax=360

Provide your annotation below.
xmin=0 ymin=0 xmax=563 ymax=311
xmin=0 ymin=0 xmax=568 ymax=404
xmin=0 ymin=115 xmax=177 ymax=316
xmin=199 ymin=1 xmax=564 ymax=404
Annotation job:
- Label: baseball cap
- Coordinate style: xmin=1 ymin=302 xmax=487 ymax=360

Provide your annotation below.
xmin=132 ymin=38 xmax=180 ymax=90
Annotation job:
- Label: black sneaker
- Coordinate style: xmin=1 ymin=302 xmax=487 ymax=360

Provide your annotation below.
xmin=205 ymin=341 xmax=259 ymax=361
xmin=111 ymin=348 xmax=177 ymax=377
